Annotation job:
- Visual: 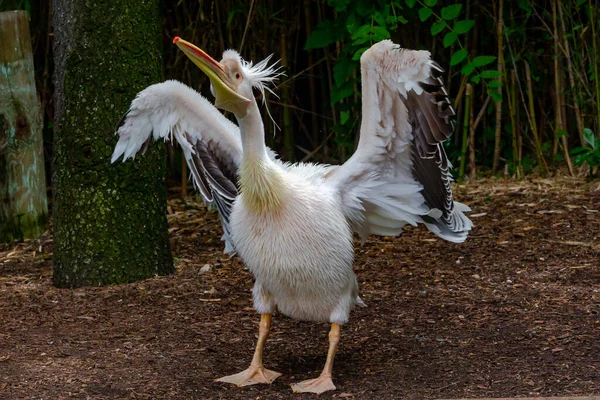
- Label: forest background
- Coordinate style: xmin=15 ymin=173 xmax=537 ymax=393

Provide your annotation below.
xmin=3 ymin=0 xmax=600 ymax=188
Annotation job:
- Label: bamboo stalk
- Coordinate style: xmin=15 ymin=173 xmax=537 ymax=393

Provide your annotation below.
xmin=506 ymin=7 xmax=519 ymax=178
xmin=468 ymin=93 xmax=477 ymax=180
xmin=524 ymin=61 xmax=549 ymax=176
xmin=303 ymin=0 xmax=319 ymax=147
xmin=214 ymin=1 xmax=225 ymax=52
xmin=552 ymin=0 xmax=575 ymax=176
xmin=453 ymin=75 xmax=469 ymax=113
xmin=492 ymin=0 xmax=504 ymax=173
xmin=558 ymin=1 xmax=585 ymax=147
xmin=509 ymin=70 xmax=520 ymax=178
xmin=458 ymin=84 xmax=472 ymax=183
xmin=469 ymin=94 xmax=491 ymax=179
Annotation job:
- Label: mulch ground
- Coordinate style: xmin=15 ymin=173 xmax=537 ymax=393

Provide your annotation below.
xmin=1 ymin=178 xmax=599 ymax=400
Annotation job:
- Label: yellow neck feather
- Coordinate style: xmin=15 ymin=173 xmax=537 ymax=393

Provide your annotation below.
xmin=239 ymin=158 xmax=288 ymax=213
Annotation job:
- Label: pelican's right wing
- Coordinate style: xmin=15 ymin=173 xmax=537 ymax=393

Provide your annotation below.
xmin=111 ymin=80 xmax=242 ymax=254
xmin=325 ymin=41 xmax=472 ymax=243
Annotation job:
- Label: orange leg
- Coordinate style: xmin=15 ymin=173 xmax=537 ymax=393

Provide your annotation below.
xmin=291 ymin=323 xmax=340 ymax=394
xmin=215 ymin=314 xmax=282 ymax=386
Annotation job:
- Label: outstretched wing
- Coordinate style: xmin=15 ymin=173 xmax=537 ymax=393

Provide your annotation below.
xmin=325 ymin=40 xmax=472 ymax=243
xmin=111 ymin=80 xmax=242 ymax=253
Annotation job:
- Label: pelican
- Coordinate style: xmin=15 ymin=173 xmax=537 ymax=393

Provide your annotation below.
xmin=111 ymin=37 xmax=472 ymax=393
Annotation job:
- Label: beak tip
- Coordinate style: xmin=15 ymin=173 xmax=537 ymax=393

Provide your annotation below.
xmin=173 ymin=36 xmax=180 ymax=44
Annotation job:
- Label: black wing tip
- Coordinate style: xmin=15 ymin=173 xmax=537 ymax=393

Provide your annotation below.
xmin=419 ymin=82 xmax=442 ymax=93
xmin=115 ymin=110 xmax=130 ymax=133
xmin=430 ymin=60 xmax=445 ymax=76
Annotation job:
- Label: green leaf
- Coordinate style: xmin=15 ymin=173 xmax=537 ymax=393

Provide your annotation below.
xmin=419 ymin=7 xmax=433 ymax=21
xmin=470 ymin=74 xmax=481 ymax=84
xmin=570 ymin=146 xmax=591 ymax=155
xmin=397 ymin=15 xmax=409 ymax=24
xmin=328 ymin=0 xmax=351 ymax=12
xmin=340 ymin=110 xmax=350 ymax=125
xmin=431 ymin=20 xmax=447 ymax=36
xmin=443 ymin=32 xmax=458 ymax=48
xmin=588 ymin=155 xmax=600 ymax=167
xmin=372 ymin=26 xmax=391 ymax=41
xmin=573 ymin=153 xmax=589 ymax=166
xmin=472 ymin=55 xmax=497 ymax=67
xmin=356 ymin=0 xmax=374 ymax=16
xmin=345 ymin=12 xmax=361 ymax=35
xmin=451 ymin=49 xmax=468 ymax=66
xmin=333 ymin=58 xmax=357 ymax=88
xmin=481 ymin=69 xmax=503 ymax=79
xmin=351 ymin=24 xmax=372 ymax=41
xmin=583 ymin=127 xmax=596 ymax=149
xmin=487 ymin=80 xmax=504 ymax=88
xmin=424 ymin=0 xmax=438 ymax=6
xmin=441 ymin=4 xmax=462 ymax=20
xmin=330 ymin=80 xmax=355 ymax=104
xmin=405 ymin=0 xmax=417 ymax=8
xmin=461 ymin=62 xmax=475 ymax=75
xmin=556 ymin=128 xmax=568 ymax=138
xmin=305 ymin=20 xmax=344 ymax=49
xmin=487 ymin=87 xmax=502 ymax=102
xmin=542 ymin=141 xmax=551 ymax=152
xmin=352 ymin=47 xmax=368 ymax=60
xmin=373 ymin=11 xmax=386 ymax=28
xmin=454 ymin=19 xmax=475 ymax=34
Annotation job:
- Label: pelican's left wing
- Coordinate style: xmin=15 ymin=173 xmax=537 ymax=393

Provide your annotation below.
xmin=325 ymin=40 xmax=472 ymax=243
xmin=111 ymin=80 xmax=241 ymax=254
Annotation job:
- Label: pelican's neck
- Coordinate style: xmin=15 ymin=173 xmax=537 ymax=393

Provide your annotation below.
xmin=237 ymin=100 xmax=269 ymax=162
xmin=235 ymin=99 xmax=287 ymax=213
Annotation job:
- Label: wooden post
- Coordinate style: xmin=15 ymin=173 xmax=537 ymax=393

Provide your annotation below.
xmin=0 ymin=11 xmax=49 ymax=243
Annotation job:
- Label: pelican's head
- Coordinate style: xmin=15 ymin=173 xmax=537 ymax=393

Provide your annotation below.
xmin=173 ymin=37 xmax=281 ymax=118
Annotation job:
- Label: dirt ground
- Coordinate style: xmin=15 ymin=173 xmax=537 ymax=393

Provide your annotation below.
xmin=1 ymin=178 xmax=599 ymax=400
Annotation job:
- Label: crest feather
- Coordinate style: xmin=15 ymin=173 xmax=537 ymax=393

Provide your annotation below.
xmin=223 ymin=49 xmax=284 ymax=130
xmin=223 ymin=49 xmax=284 ymax=100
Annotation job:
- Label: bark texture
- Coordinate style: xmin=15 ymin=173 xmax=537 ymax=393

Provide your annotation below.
xmin=0 ymin=11 xmax=49 ymax=243
xmin=52 ymin=0 xmax=172 ymax=287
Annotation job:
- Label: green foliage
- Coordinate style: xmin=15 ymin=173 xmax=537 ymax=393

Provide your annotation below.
xmin=305 ymin=19 xmax=346 ymax=49
xmin=303 ymin=0 xmax=414 ymax=151
xmin=22 ymin=0 xmax=600 ymax=177
xmin=304 ymin=0 xmax=500 ymax=161
xmin=570 ymin=128 xmax=600 ymax=169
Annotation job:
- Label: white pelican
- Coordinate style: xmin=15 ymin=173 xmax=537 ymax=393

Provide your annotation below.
xmin=112 ymin=37 xmax=472 ymax=393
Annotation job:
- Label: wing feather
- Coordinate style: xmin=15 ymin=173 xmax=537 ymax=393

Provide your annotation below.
xmin=111 ymin=80 xmax=242 ymax=254
xmin=326 ymin=40 xmax=471 ymax=243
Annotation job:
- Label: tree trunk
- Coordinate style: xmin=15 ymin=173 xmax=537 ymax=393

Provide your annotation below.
xmin=0 ymin=11 xmax=49 ymax=243
xmin=52 ymin=0 xmax=172 ymax=287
